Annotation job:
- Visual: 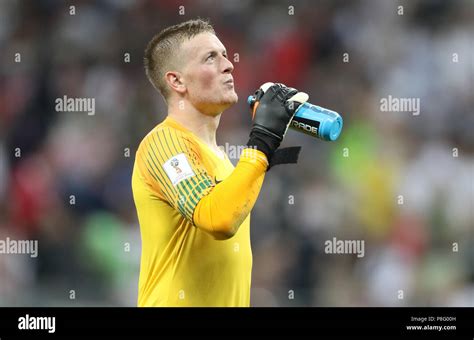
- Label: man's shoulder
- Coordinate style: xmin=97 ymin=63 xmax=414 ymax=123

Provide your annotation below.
xmin=137 ymin=118 xmax=197 ymax=155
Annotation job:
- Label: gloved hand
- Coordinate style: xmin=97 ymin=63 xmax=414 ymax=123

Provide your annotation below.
xmin=247 ymin=82 xmax=308 ymax=168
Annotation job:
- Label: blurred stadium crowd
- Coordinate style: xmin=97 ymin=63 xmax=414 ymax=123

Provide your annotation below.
xmin=0 ymin=0 xmax=472 ymax=306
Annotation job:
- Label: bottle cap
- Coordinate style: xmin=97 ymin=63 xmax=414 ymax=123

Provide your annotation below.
xmin=247 ymin=95 xmax=256 ymax=107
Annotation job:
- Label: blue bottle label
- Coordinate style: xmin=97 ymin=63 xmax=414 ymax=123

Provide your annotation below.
xmin=291 ymin=116 xmax=320 ymax=137
xmin=290 ymin=102 xmax=343 ymax=141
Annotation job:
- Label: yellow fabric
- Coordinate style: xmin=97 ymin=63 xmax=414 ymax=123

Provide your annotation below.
xmin=132 ymin=116 xmax=267 ymax=306
xmin=193 ymin=148 xmax=267 ymax=236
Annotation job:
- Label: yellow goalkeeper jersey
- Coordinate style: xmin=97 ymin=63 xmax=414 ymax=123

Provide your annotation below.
xmin=132 ymin=116 xmax=252 ymax=307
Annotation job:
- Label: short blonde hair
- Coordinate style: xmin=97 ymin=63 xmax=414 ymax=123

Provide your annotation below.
xmin=144 ymin=19 xmax=215 ymax=101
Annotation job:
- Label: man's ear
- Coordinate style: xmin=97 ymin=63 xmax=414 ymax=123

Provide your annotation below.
xmin=165 ymin=71 xmax=186 ymax=95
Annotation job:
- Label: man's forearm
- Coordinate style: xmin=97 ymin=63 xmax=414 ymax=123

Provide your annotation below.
xmin=192 ymin=148 xmax=268 ymax=239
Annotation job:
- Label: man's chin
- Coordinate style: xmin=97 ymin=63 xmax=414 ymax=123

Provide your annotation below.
xmin=228 ymin=93 xmax=238 ymax=105
xmin=220 ymin=93 xmax=238 ymax=110
xmin=201 ymin=94 xmax=238 ymax=116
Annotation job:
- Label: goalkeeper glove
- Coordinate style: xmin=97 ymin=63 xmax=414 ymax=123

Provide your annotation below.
xmin=247 ymin=82 xmax=308 ymax=168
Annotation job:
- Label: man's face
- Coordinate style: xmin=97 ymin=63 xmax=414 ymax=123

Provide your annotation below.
xmin=178 ymin=32 xmax=237 ymax=116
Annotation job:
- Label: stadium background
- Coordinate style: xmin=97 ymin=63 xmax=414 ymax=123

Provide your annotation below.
xmin=0 ymin=0 xmax=472 ymax=306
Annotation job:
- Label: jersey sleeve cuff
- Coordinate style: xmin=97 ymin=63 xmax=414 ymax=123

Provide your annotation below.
xmin=240 ymin=148 xmax=269 ymax=169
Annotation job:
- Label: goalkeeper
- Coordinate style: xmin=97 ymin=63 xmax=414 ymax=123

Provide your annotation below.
xmin=132 ymin=19 xmax=307 ymax=307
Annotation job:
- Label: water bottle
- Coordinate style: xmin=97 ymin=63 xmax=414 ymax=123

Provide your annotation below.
xmin=247 ymin=96 xmax=343 ymax=142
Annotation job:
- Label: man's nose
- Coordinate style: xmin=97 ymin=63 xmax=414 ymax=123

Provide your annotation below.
xmin=222 ymin=57 xmax=234 ymax=73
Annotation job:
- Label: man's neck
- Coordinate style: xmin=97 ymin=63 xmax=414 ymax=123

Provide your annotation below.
xmin=168 ymin=102 xmax=221 ymax=151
